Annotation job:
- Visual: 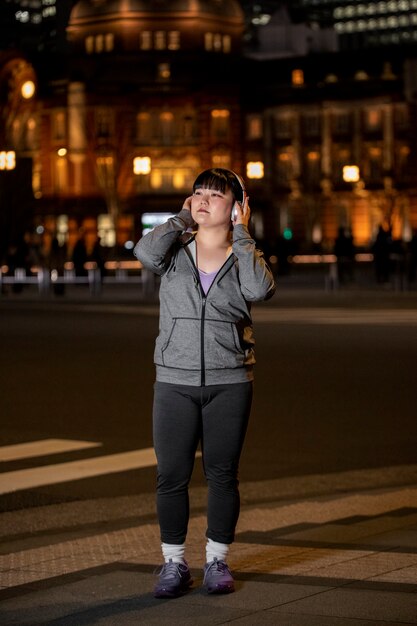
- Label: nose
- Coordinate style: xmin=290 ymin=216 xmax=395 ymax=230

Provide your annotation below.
xmin=199 ymin=191 xmax=209 ymax=203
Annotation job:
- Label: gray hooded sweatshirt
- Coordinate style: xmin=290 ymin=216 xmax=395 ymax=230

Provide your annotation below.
xmin=134 ymin=208 xmax=275 ymax=386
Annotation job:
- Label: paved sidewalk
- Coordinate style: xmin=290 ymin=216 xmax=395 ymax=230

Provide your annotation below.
xmin=0 ymin=466 xmax=417 ymax=625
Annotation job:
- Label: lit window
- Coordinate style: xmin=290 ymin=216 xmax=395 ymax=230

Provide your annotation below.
xmin=159 ymin=112 xmax=174 ymax=144
xmin=247 ymin=115 xmax=263 ymax=140
xmin=0 ymin=151 xmax=16 ymax=171
xmin=399 ymin=14 xmax=409 ymax=26
xmin=53 ymin=111 xmax=66 ymax=141
xmin=141 ymin=31 xmax=152 ymax=50
xmin=357 ymin=4 xmax=366 ymax=16
xmin=399 ymin=0 xmax=410 ymax=8
xmin=213 ymin=34 xmax=222 ymax=51
xmin=157 ymin=63 xmax=171 ymax=80
xmin=136 ymin=112 xmax=151 ymax=141
xmin=150 ymin=170 xmax=162 ymax=188
xmin=105 ymin=33 xmax=114 ymax=51
xmin=378 ymin=17 xmax=387 ymax=28
xmin=168 ymin=31 xmax=180 ymax=50
xmin=246 ymin=161 xmax=264 ymax=179
xmin=205 ymin=32 xmax=213 ymax=50
xmin=98 ymin=214 xmax=115 ymax=247
xmin=365 ymin=108 xmax=382 ymax=129
xmin=292 ymin=69 xmax=304 ymax=86
xmin=95 ymin=34 xmax=104 ymax=53
xmin=223 ymin=35 xmax=231 ymax=53
xmin=345 ymin=5 xmax=355 ymax=17
xmin=86 ymin=36 xmax=94 ymax=54
xmin=388 ymin=15 xmax=399 ymax=27
xmin=357 ymin=19 xmax=367 ymax=30
xmin=334 ymin=7 xmax=344 ymax=18
xmin=155 ymin=31 xmax=166 ymax=50
xmin=342 ymin=165 xmax=360 ymax=183
xmin=211 ymin=109 xmax=230 ymax=139
xmin=133 ymin=156 xmax=151 ymax=175
xmin=173 ymin=170 xmax=185 ymax=189
xmin=277 ymin=148 xmax=293 ymax=185
xmin=211 ymin=152 xmax=231 ymax=168
xmin=42 ymin=6 xmax=56 ymax=17
xmin=26 ymin=117 xmax=37 ymax=149
xmin=16 ymin=11 xmax=30 ymax=23
xmin=55 ymin=155 xmax=68 ymax=192
xmin=355 ymin=70 xmax=369 ymax=80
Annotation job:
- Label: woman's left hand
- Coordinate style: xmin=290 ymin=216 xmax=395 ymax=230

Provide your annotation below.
xmin=233 ymin=196 xmax=250 ymax=228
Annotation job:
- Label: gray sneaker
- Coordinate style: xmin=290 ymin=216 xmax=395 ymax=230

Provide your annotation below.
xmin=203 ymin=558 xmax=235 ymax=594
xmin=153 ymin=559 xmax=193 ymax=598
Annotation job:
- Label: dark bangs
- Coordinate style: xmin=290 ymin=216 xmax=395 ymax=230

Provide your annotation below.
xmin=193 ymin=168 xmax=243 ymax=203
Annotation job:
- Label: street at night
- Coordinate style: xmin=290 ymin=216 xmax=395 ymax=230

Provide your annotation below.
xmin=1 ymin=289 xmax=417 ymax=623
xmin=1 ymin=290 xmax=417 ymax=510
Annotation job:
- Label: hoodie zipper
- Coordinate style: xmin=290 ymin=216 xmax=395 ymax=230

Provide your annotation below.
xmin=184 ymin=242 xmax=233 ymax=387
xmin=200 ymin=295 xmax=206 ymax=386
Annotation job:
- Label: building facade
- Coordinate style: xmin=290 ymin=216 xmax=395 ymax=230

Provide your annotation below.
xmin=1 ymin=0 xmax=417 ymax=262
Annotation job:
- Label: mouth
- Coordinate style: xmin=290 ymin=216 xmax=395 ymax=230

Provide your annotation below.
xmin=197 ymin=209 xmax=209 ymax=213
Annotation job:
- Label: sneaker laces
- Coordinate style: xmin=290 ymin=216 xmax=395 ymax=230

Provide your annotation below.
xmin=204 ymin=558 xmax=229 ymax=580
xmin=155 ymin=559 xmax=184 ymax=582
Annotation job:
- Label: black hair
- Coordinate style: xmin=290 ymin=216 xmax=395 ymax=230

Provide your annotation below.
xmin=193 ymin=168 xmax=244 ymax=203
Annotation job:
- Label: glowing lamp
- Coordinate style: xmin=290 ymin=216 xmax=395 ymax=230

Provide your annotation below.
xmin=21 ymin=80 xmax=35 ymax=99
xmin=246 ymin=161 xmax=264 ymax=179
xmin=343 ymin=165 xmax=360 ymax=183
xmin=0 ymin=151 xmax=16 ymax=170
xmin=133 ymin=156 xmax=151 ymax=175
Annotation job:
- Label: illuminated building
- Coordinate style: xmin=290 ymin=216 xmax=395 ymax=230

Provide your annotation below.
xmin=1 ymin=0 xmax=417 ymax=258
xmin=293 ymin=0 xmax=417 ymax=50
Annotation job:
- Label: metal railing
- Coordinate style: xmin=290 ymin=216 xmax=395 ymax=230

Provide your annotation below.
xmin=0 ymin=260 xmax=156 ymax=297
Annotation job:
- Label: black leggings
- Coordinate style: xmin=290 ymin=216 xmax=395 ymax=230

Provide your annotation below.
xmin=153 ymin=381 xmax=253 ymax=545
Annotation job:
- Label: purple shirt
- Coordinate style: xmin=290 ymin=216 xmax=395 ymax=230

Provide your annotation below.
xmin=198 ymin=268 xmax=218 ymax=295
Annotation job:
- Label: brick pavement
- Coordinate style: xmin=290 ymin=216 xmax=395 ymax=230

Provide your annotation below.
xmin=0 ymin=466 xmax=416 ymax=625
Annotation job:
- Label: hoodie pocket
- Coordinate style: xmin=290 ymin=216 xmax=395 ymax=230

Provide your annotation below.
xmin=204 ymin=320 xmax=245 ymax=370
xmin=160 ymin=318 xmax=201 ymax=370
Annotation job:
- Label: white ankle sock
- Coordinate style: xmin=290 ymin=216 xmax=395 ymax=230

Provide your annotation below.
xmin=206 ymin=538 xmax=229 ymax=563
xmin=161 ymin=542 xmax=186 ymax=564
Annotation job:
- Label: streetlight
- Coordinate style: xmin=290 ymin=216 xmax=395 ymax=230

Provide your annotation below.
xmin=133 ymin=156 xmax=151 ymax=175
xmin=342 ymin=165 xmax=360 ymax=184
xmin=246 ymin=161 xmax=264 ymax=179
xmin=21 ymin=80 xmax=36 ymax=100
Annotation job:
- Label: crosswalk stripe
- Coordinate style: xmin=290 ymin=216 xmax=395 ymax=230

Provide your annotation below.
xmin=0 ymin=439 xmax=101 ymax=462
xmin=0 ymin=448 xmax=160 ymax=495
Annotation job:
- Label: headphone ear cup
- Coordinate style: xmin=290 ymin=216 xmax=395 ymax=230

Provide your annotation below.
xmin=229 ymin=170 xmax=246 ymax=204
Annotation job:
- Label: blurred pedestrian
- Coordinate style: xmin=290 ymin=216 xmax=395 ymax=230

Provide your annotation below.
xmin=407 ymin=229 xmax=417 ymax=284
xmin=334 ymin=226 xmax=355 ymax=284
xmin=134 ymin=168 xmax=275 ymax=599
xmin=372 ymin=225 xmax=391 ymax=284
xmin=72 ymin=230 xmax=87 ymax=277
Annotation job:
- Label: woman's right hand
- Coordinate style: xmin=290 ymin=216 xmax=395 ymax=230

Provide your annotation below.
xmin=182 ymin=196 xmax=193 ymax=212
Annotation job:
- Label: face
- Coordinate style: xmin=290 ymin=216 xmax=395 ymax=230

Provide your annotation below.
xmin=191 ymin=186 xmax=234 ymax=228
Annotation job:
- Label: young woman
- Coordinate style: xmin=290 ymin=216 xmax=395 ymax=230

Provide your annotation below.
xmin=134 ymin=168 xmax=275 ymax=598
